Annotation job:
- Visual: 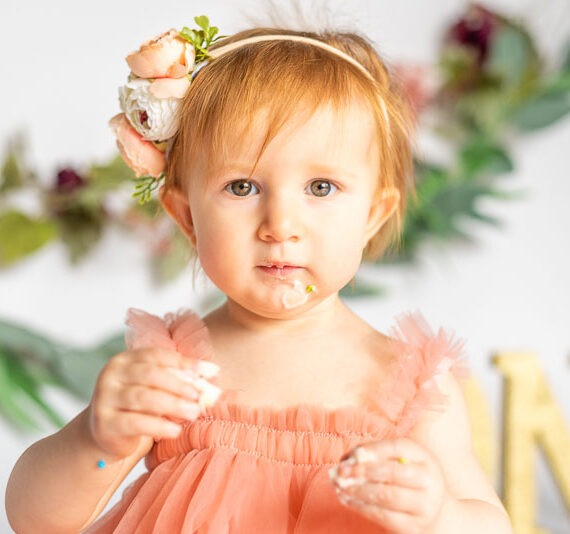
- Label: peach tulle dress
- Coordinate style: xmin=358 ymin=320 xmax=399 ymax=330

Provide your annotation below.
xmin=86 ymin=308 xmax=464 ymax=534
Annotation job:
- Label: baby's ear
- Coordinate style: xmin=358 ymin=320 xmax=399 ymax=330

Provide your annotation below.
xmin=364 ymin=187 xmax=400 ymax=243
xmin=160 ymin=187 xmax=196 ymax=245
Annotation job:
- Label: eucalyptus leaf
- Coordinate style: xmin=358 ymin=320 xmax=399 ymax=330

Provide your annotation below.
xmin=0 ymin=317 xmax=124 ymax=429
xmin=542 ymin=73 xmax=570 ymax=94
xmin=0 ymin=211 xmax=57 ymax=266
xmin=0 ymin=348 xmax=50 ymax=430
xmin=53 ymin=345 xmax=116 ymax=399
xmin=0 ymin=320 xmax=61 ymax=371
xmin=3 ymin=351 xmax=65 ymax=428
xmin=459 ymin=139 xmax=514 ymax=178
xmin=487 ymin=26 xmax=534 ymax=88
xmin=511 ymin=91 xmax=570 ymax=130
xmin=562 ymin=39 xmax=570 ymax=72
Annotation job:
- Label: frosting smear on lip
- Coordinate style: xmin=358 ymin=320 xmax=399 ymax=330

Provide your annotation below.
xmin=281 ymin=280 xmax=317 ymax=309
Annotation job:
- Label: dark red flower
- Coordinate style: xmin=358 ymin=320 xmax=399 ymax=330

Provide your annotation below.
xmin=448 ymin=4 xmax=499 ymax=63
xmin=55 ymin=168 xmax=85 ymax=192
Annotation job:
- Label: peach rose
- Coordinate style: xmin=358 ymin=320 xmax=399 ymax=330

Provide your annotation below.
xmin=126 ymin=29 xmax=195 ymax=79
xmin=109 ymin=114 xmax=166 ymax=177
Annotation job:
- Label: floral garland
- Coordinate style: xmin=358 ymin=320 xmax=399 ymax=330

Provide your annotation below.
xmin=1 ymin=5 xmax=570 ymax=431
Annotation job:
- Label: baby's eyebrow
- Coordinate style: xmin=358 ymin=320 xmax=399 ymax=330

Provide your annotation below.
xmin=210 ymin=162 xmax=257 ymax=178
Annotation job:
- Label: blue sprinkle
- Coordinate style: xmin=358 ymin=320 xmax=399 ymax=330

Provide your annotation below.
xmin=97 ymin=460 xmax=106 ymax=469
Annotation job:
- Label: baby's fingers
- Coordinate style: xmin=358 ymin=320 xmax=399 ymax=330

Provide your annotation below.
xmin=339 ymin=480 xmax=419 ymax=513
xmin=108 ymin=411 xmax=184 ymax=441
xmin=116 ymin=385 xmax=202 ymax=421
xmin=123 ymin=362 xmax=201 ymax=401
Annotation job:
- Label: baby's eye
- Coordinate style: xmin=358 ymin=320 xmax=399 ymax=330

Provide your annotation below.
xmin=225 ymin=180 xmax=259 ymax=197
xmin=307 ymin=180 xmax=337 ymax=197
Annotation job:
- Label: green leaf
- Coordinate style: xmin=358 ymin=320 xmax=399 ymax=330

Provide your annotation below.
xmin=4 ymin=350 xmax=65 ymax=428
xmin=487 ymin=26 xmax=534 ymax=88
xmin=340 ymin=279 xmax=385 ymax=298
xmin=194 ymin=15 xmax=210 ymax=32
xmin=55 ymin=206 xmax=104 ymax=263
xmin=542 ymin=72 xmax=570 ymax=94
xmin=562 ymin=39 xmax=570 ymax=72
xmin=0 ymin=135 xmax=35 ymax=192
xmin=1 ymin=151 xmax=23 ymax=192
xmin=459 ymin=138 xmax=514 ymax=178
xmin=0 ymin=348 xmax=41 ymax=430
xmin=88 ymin=155 xmax=134 ymax=191
xmin=52 ymin=344 xmax=115 ymax=400
xmin=0 ymin=319 xmax=62 ymax=367
xmin=511 ymin=91 xmax=570 ymax=131
xmin=133 ymin=174 xmax=165 ymax=204
xmin=0 ymin=211 xmax=57 ymax=266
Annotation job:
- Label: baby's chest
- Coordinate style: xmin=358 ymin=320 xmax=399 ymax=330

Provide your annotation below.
xmin=215 ymin=353 xmax=385 ymax=410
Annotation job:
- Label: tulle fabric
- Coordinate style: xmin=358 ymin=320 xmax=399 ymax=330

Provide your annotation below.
xmin=85 ymin=309 xmax=465 ymax=533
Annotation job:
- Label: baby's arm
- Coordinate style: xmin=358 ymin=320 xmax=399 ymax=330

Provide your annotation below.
xmin=331 ymin=373 xmax=512 ymax=533
xmin=412 ymin=373 xmax=512 ymax=532
xmin=6 ymin=347 xmax=209 ymax=533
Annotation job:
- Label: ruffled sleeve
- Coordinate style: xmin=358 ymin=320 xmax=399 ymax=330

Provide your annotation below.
xmin=125 ymin=308 xmax=214 ymax=361
xmin=376 ymin=312 xmax=468 ymax=436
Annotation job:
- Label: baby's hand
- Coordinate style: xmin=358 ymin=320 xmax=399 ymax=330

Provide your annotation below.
xmin=88 ymin=348 xmax=221 ymax=460
xmin=329 ymin=438 xmax=446 ymax=534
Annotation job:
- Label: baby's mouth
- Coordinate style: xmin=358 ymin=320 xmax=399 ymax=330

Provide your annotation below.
xmin=258 ymin=262 xmax=301 ymax=279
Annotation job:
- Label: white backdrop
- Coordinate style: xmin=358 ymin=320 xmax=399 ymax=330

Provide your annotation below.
xmin=1 ymin=0 xmax=569 ymax=532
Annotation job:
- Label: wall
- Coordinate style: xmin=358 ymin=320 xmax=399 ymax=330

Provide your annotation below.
xmin=1 ymin=0 xmax=569 ymax=532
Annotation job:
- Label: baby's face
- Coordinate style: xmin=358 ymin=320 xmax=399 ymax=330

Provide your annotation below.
xmin=185 ymin=101 xmax=386 ymax=317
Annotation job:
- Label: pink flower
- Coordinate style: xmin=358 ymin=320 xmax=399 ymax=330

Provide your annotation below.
xmin=109 ymin=114 xmax=166 ymax=177
xmin=447 ymin=4 xmax=499 ymax=64
xmin=55 ymin=168 xmax=85 ymax=192
xmin=126 ymin=29 xmax=195 ymax=79
xmin=393 ymin=64 xmax=438 ymax=117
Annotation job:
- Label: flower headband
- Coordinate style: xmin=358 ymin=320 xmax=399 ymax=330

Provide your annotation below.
xmin=110 ymin=16 xmax=377 ymax=203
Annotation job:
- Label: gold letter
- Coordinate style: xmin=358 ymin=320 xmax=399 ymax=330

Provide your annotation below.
xmin=494 ymin=353 xmax=570 ymax=534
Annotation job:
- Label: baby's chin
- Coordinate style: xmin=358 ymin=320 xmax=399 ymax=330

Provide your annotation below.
xmin=229 ymin=280 xmax=322 ymax=319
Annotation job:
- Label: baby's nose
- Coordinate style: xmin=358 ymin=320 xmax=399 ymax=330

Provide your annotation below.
xmin=257 ymin=194 xmax=303 ymax=243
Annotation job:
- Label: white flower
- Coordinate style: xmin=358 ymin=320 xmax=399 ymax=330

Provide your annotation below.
xmin=119 ymin=77 xmax=181 ymax=142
